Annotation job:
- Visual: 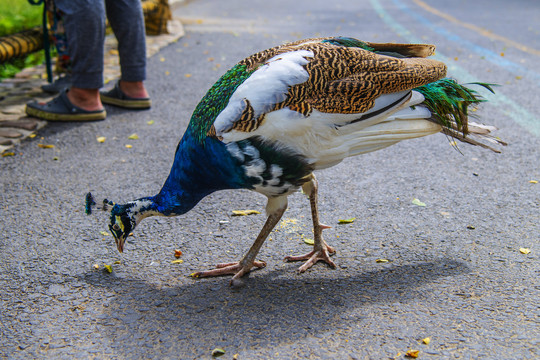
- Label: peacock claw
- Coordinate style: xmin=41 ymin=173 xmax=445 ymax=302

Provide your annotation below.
xmin=191 ymin=260 xmax=266 ymax=280
xmin=285 ymin=243 xmax=336 ymax=273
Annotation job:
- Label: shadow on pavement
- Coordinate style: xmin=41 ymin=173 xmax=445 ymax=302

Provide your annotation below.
xmin=79 ymin=258 xmax=469 ymax=358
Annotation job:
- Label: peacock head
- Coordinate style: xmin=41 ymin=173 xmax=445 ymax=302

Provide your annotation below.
xmin=85 ymin=193 xmax=157 ymax=253
xmin=108 ymin=203 xmax=137 ymax=253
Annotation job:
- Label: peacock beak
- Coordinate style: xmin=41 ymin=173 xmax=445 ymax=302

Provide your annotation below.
xmin=116 ymin=237 xmax=125 ymax=253
xmin=109 ymin=224 xmax=126 ymax=253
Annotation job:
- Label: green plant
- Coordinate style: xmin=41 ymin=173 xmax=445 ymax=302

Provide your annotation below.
xmin=0 ymin=0 xmax=43 ymax=36
xmin=0 ymin=0 xmax=46 ymax=80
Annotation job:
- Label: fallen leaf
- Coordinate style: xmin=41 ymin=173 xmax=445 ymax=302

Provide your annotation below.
xmin=338 ymin=217 xmax=356 ymax=224
xmin=185 ymin=73 xmax=192 ymax=78
xmin=530 ymin=180 xmax=538 ymax=184
xmin=376 ymin=258 xmax=389 ymax=263
xmin=233 ymin=354 xmax=239 ymax=360
xmin=100 ymin=231 xmax=111 ymax=236
xmin=113 ymin=260 xmax=121 ymax=264
xmin=412 ymin=198 xmax=426 ymax=207
xmin=160 ymin=57 xmax=165 ymax=62
xmin=519 ymin=248 xmax=531 ymax=254
xmin=207 ymin=57 xmax=215 ymax=62
xmin=165 ymin=71 xmax=170 ymax=76
xmin=128 ymin=133 xmax=139 ymax=140
xmin=125 ymin=144 xmax=132 ymax=148
xmin=190 ymin=272 xmax=200 ymax=278
xmin=97 ymin=136 xmax=106 ymax=143
xmin=174 ymin=249 xmax=183 ymax=258
xmin=422 ymin=337 xmax=431 ymax=345
xmin=405 ymin=349 xmax=419 ymax=358
xmin=467 ymin=225 xmax=476 ymax=230
xmin=29 ymin=134 xmax=37 ymax=138
xmin=37 ymin=144 xmax=54 ymax=149
xmin=109 ymin=49 xmax=119 ymax=55
xmin=212 ymin=348 xmax=225 ymax=357
xmin=171 ymin=259 xmax=184 ymax=264
xmin=232 ymin=210 xmax=261 ymax=216
xmin=515 ymin=76 xmax=523 ymax=80
xmin=93 ymin=264 xmax=100 ymax=270
xmin=500 ymin=52 xmax=505 ymax=57
xmin=147 ymin=120 xmax=155 ymax=125
xmin=2 ymin=152 xmax=15 ymax=157
xmin=303 ymin=237 xmax=314 ymax=245
xmin=103 ymin=265 xmax=113 ymax=273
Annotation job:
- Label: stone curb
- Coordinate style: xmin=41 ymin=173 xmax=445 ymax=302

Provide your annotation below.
xmin=0 ymin=13 xmax=185 ymax=156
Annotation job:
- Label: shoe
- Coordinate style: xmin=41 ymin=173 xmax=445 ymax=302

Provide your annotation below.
xmin=26 ymin=89 xmax=106 ymax=121
xmin=100 ymin=82 xmax=151 ymax=110
xmin=41 ymin=74 xmax=72 ymax=94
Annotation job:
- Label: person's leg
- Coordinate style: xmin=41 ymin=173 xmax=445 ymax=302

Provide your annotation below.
xmin=54 ymin=0 xmax=106 ymax=110
xmin=105 ymin=0 xmax=149 ymax=99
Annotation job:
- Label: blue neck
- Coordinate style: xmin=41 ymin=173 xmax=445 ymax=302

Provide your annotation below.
xmin=150 ymin=129 xmax=248 ymax=216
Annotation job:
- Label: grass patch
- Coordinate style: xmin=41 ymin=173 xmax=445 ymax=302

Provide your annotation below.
xmin=0 ymin=0 xmax=43 ymax=36
xmin=0 ymin=0 xmax=46 ymax=80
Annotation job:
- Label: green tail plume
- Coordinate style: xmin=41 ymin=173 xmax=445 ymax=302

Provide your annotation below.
xmin=415 ymin=78 xmax=495 ymax=137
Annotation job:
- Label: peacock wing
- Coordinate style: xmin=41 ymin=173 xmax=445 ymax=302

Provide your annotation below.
xmin=209 ymin=38 xmax=446 ymax=142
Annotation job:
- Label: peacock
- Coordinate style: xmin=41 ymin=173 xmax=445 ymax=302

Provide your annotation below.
xmin=86 ymin=37 xmax=505 ymax=286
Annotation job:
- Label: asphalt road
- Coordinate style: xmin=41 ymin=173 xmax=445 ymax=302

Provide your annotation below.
xmin=1 ymin=0 xmax=539 ymax=359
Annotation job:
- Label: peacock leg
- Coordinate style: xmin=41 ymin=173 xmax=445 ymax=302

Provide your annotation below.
xmin=192 ymin=197 xmax=287 ymax=283
xmin=285 ymin=174 xmax=336 ymax=272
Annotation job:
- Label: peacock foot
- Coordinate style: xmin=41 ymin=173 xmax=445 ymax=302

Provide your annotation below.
xmin=191 ymin=260 xmax=267 ymax=281
xmin=284 ymin=242 xmax=336 ymax=273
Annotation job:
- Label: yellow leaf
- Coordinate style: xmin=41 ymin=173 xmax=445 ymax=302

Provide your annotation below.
xmin=93 ymin=264 xmax=100 ymax=270
xmin=515 ymin=76 xmax=523 ymax=80
xmin=212 ymin=348 xmax=225 ymax=357
xmin=232 ymin=210 xmax=261 ymax=216
xmin=104 ymin=265 xmax=113 ymax=273
xmin=530 ymin=180 xmax=538 ymax=184
xmin=147 ymin=120 xmax=155 ymax=125
xmin=113 ymin=260 xmax=121 ymax=264
xmin=406 ymin=349 xmax=419 ymax=358
xmin=185 ymin=73 xmax=192 ymax=78
xmin=422 ymin=337 xmax=431 ymax=345
xmin=171 ymin=259 xmax=184 ymax=264
xmin=412 ymin=198 xmax=426 ymax=207
xmin=160 ymin=57 xmax=165 ymax=62
xmin=100 ymin=231 xmax=111 ymax=236
xmin=190 ymin=272 xmax=200 ymax=278
xmin=29 ymin=134 xmax=37 ymax=138
xmin=338 ymin=217 xmax=356 ymax=224
xmin=303 ymin=237 xmax=314 ymax=245
xmin=2 ymin=152 xmax=15 ymax=157
xmin=165 ymin=71 xmax=170 ymax=76
xmin=376 ymin=258 xmax=389 ymax=263
xmin=125 ymin=144 xmax=132 ymax=148
xmin=519 ymin=248 xmax=531 ymax=254
xmin=109 ymin=49 xmax=119 ymax=55
xmin=97 ymin=136 xmax=106 ymax=143
xmin=128 ymin=133 xmax=139 ymax=140
xmin=37 ymin=144 xmax=54 ymax=149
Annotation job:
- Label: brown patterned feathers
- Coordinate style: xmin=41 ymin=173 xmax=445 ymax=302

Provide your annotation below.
xmin=210 ymin=36 xmax=503 ymax=167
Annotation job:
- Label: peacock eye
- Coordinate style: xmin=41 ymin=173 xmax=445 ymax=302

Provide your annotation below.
xmin=112 ymin=224 xmax=120 ymax=231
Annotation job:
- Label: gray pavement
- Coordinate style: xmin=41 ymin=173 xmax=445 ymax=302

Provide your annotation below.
xmin=1 ymin=0 xmax=539 ymax=359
